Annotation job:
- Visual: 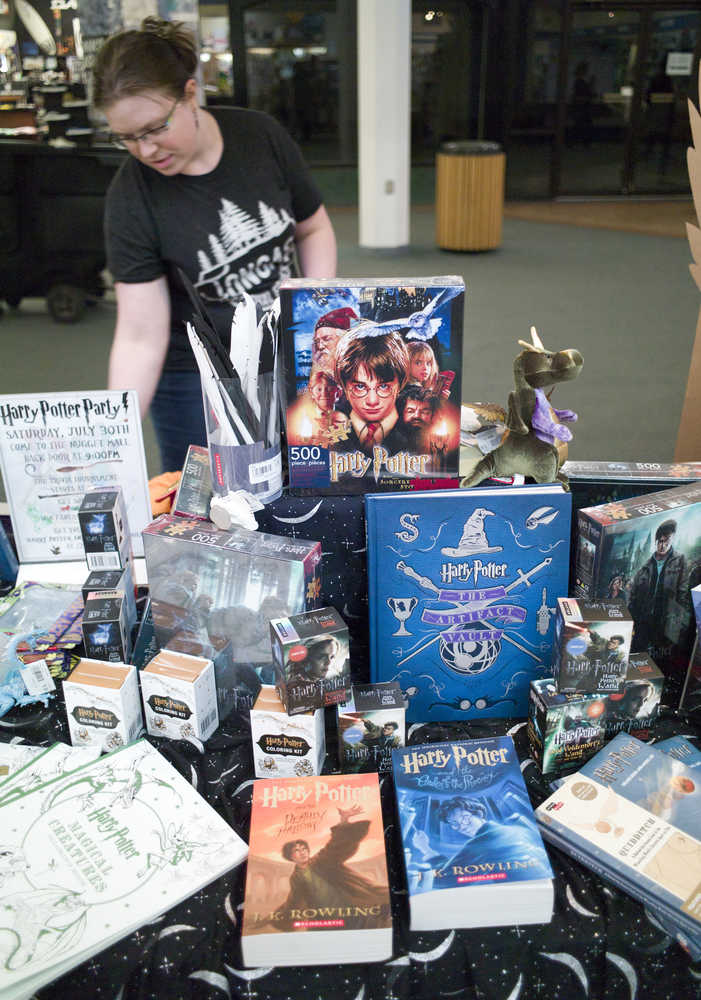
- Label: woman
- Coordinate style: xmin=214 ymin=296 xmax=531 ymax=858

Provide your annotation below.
xmin=93 ymin=17 xmax=336 ymax=471
xmin=606 ymin=574 xmax=625 ymax=600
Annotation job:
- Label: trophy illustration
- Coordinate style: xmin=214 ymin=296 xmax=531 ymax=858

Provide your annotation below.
xmin=387 ymin=597 xmax=418 ymax=636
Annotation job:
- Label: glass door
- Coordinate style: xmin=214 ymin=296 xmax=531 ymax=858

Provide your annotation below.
xmin=557 ymin=5 xmax=699 ymax=195
xmin=559 ymin=7 xmax=641 ymax=194
xmin=631 ymin=9 xmax=700 ymax=193
xmin=505 ymin=0 xmax=563 ymax=199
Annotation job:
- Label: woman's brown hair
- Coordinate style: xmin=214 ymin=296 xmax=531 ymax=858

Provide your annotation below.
xmin=92 ymin=16 xmax=197 ymax=109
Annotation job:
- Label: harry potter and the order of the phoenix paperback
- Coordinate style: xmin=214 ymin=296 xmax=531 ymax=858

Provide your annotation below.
xmin=392 ymin=736 xmax=553 ymax=930
xmin=367 ymin=483 xmax=572 ymax=723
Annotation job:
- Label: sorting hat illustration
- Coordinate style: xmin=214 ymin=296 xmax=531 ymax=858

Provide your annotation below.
xmin=442 ymin=507 xmax=503 ymax=556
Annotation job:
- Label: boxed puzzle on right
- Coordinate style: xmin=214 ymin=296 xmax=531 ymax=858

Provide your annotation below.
xmin=574 ymin=481 xmax=701 ymax=706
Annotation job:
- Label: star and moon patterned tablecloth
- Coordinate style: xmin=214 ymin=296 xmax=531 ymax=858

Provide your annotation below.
xmin=255 ymin=493 xmax=370 ymax=665
xmin=2 ymin=696 xmax=701 ymax=1000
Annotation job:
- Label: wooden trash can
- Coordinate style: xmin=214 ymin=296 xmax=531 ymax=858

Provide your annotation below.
xmin=435 ymin=140 xmax=506 ymax=251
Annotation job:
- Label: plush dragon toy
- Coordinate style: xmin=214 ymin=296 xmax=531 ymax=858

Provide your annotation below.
xmin=461 ymin=326 xmax=583 ymax=489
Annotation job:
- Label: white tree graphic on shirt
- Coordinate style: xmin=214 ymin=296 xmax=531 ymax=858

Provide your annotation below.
xmin=196 ymin=198 xmax=294 ymax=288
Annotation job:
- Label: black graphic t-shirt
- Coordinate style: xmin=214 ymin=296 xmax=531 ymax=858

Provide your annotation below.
xmin=105 ymin=107 xmax=323 ymax=371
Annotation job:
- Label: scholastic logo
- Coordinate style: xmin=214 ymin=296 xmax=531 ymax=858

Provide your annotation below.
xmin=293 ymin=919 xmax=344 ymax=928
xmin=458 ymin=873 xmax=506 ymax=883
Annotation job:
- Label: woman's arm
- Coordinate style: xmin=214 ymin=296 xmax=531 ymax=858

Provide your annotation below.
xmin=295 ymin=204 xmax=337 ymax=278
xmin=109 ymin=277 xmax=171 ymax=418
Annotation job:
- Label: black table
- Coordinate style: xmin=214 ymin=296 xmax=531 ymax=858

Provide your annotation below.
xmin=3 ymin=691 xmax=701 ymax=1000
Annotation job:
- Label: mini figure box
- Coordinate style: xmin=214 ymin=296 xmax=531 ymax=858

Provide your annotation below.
xmin=82 ymin=566 xmax=136 ymax=631
xmin=337 ymin=682 xmax=405 ymax=772
xmin=250 ymin=684 xmax=325 ymax=778
xmin=270 ymin=606 xmax=350 ymax=715
xmin=551 ymin=598 xmax=633 ymax=694
xmin=142 ymin=516 xmax=322 ymax=690
xmin=81 ymin=589 xmax=131 ymax=663
xmin=172 ymin=444 xmax=213 ymax=520
xmin=602 ymin=651 xmax=664 ymax=740
xmin=529 ymin=652 xmax=664 ymax=777
xmin=279 ymin=277 xmax=464 ymax=494
xmin=140 ymin=648 xmax=218 ymax=742
xmin=78 ymin=486 xmax=132 ymax=572
xmin=574 ymin=482 xmax=701 ymax=707
xmin=528 ymin=680 xmax=605 ymax=777
xmin=64 ymin=657 xmax=143 ymax=752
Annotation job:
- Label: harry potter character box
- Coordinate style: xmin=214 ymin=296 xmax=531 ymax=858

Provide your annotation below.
xmin=279 ymin=277 xmax=465 ymax=493
xmin=551 ymin=598 xmax=633 ymax=694
xmin=529 ymin=652 xmax=663 ymax=777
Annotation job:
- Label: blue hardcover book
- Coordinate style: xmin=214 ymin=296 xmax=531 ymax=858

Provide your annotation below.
xmin=656 ymin=734 xmax=701 ymax=771
xmin=577 ymin=732 xmax=701 ymax=837
xmin=536 ymin=732 xmax=701 ymax=942
xmin=366 ymin=484 xmax=571 ymax=722
xmin=392 ymin=735 xmax=554 ymax=930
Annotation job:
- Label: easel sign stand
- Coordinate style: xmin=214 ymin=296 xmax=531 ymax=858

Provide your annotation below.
xmin=675 ymin=63 xmax=701 ymax=461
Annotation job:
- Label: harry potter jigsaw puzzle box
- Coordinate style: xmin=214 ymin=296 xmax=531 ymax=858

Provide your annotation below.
xmin=279 ymin=277 xmax=464 ymax=493
xmin=574 ymin=482 xmax=701 ymax=705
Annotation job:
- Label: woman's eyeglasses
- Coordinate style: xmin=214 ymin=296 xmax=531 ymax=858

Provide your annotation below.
xmin=109 ymin=96 xmax=181 ymax=149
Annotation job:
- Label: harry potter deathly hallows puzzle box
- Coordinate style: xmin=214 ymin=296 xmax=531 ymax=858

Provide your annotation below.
xmin=574 ymin=481 xmax=701 ymax=706
xmin=279 ymin=277 xmax=464 ymax=493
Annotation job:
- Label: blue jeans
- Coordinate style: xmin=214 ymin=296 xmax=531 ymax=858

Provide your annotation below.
xmin=150 ymin=370 xmax=208 ymax=472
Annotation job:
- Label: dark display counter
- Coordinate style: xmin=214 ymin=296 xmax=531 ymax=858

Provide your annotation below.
xmin=0 ymin=139 xmax=125 ymax=319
